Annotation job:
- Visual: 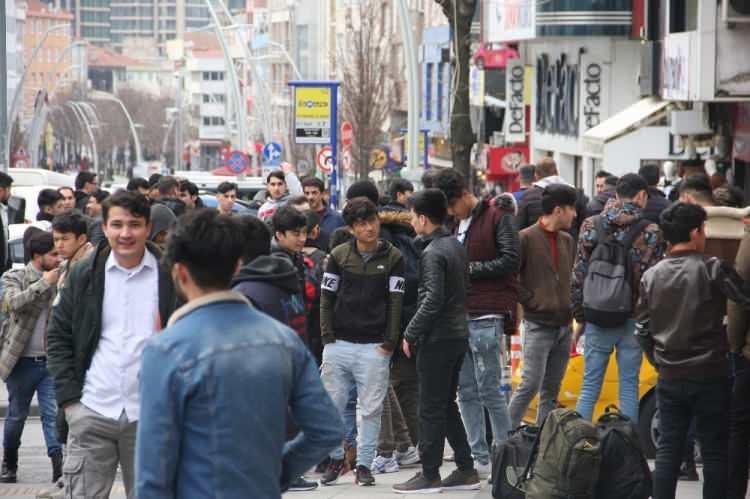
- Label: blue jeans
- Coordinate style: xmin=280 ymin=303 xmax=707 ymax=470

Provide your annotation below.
xmin=3 ymin=357 xmax=61 ymax=456
xmin=344 ymin=386 xmax=357 ymax=447
xmin=575 ymin=319 xmax=642 ymax=422
xmin=321 ymin=341 xmax=390 ymax=468
xmin=457 ymin=318 xmax=512 ymax=464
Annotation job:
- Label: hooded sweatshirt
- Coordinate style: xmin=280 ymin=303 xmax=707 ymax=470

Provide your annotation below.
xmin=149 ymin=204 xmax=178 ymax=242
xmin=231 ymin=255 xmax=307 ymax=339
xmin=571 ymin=198 xmax=666 ymax=323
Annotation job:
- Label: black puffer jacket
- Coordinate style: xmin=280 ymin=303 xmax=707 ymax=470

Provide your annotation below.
xmin=404 ymin=227 xmax=469 ymax=346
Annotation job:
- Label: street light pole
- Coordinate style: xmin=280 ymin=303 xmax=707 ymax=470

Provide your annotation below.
xmin=4 ymin=23 xmax=70 ymax=171
xmin=66 ymin=101 xmax=99 ymax=176
xmin=89 ymin=90 xmax=143 ymax=166
xmin=1 ymin=3 xmax=8 ymax=172
xmin=395 ymin=0 xmax=419 ymax=171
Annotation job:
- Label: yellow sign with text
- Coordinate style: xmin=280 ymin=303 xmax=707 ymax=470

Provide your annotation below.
xmin=294 ymin=87 xmax=332 ymax=144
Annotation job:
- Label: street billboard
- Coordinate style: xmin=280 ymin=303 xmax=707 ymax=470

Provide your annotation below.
xmin=485 ymin=0 xmax=536 ymax=43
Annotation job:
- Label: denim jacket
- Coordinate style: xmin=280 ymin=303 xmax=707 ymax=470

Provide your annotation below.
xmin=135 ymin=291 xmax=343 ymax=499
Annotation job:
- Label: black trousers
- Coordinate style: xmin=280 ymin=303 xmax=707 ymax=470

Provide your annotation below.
xmin=416 ymin=338 xmax=474 ymax=480
xmin=728 ymin=354 xmax=750 ymax=499
xmin=653 ymin=377 xmax=731 ymax=499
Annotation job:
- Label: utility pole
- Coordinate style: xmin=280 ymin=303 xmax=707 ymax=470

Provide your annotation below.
xmin=1 ymin=3 xmax=8 ymax=172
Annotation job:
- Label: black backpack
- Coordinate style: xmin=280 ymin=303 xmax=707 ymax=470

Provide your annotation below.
xmin=491 ymin=426 xmax=539 ymax=499
xmin=595 ymin=408 xmax=652 ymax=499
xmin=582 ymin=216 xmax=650 ymax=328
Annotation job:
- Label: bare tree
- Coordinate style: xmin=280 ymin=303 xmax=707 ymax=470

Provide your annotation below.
xmin=338 ymin=0 xmax=395 ymax=181
xmin=435 ymin=0 xmax=477 ymax=180
xmin=117 ymin=87 xmax=173 ymax=159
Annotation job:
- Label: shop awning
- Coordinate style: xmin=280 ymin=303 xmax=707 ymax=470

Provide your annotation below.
xmin=582 ymin=97 xmax=671 ymax=156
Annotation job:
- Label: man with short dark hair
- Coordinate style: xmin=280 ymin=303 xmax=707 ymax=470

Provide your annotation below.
xmin=57 ymin=187 xmax=76 ymax=213
xmin=595 ymin=170 xmax=613 ymax=195
xmin=126 ymin=178 xmax=149 ymax=197
xmin=572 ymin=173 xmax=665 ymax=422
xmin=154 ymin=176 xmax=187 ymax=216
xmin=259 ymin=166 xmax=303 ymax=221
xmin=637 ymin=202 xmax=750 ymax=499
xmin=513 ymin=164 xmax=535 ymax=203
xmin=0 ymin=172 xmax=26 ymax=271
xmin=585 ymin=175 xmax=618 ymax=218
xmin=433 ymin=168 xmax=515 ymax=478
xmin=517 ymin=157 xmax=588 ymax=240
xmin=137 ymin=210 xmax=343 ymax=498
xmin=679 ymin=174 xmax=715 ymax=207
xmin=271 ymin=205 xmax=309 ymax=311
xmin=393 ymin=189 xmax=479 ymax=494
xmin=37 ymin=189 xmax=65 ymax=222
xmin=47 ymin=191 xmax=179 ymax=499
xmin=302 ymin=177 xmax=344 ymax=250
xmin=178 ymin=180 xmax=203 ymax=210
xmin=387 ymin=179 xmax=414 ymax=211
xmin=216 ymin=181 xmax=238 ymax=215
xmin=319 ymin=197 xmax=405 ymax=487
xmin=52 ymin=212 xmax=94 ymax=296
xmin=74 ymin=172 xmax=97 ymax=211
xmin=510 ymin=185 xmax=578 ymax=428
xmin=639 ymin=164 xmax=670 ymax=224
xmin=0 ymin=231 xmax=62 ymax=484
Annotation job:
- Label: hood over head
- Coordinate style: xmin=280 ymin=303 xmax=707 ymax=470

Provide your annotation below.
xmin=148 ymin=204 xmax=177 ymax=241
xmin=231 ymin=255 xmax=300 ymax=294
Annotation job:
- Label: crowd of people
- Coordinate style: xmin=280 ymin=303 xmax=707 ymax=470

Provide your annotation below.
xmin=0 ymin=157 xmax=748 ymax=499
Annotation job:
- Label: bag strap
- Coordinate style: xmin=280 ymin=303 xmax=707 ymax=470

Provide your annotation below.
xmin=621 ymin=219 xmax=651 ymax=250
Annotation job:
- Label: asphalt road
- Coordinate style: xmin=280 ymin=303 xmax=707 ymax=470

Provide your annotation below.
xmin=0 ymin=419 xmax=710 ymax=498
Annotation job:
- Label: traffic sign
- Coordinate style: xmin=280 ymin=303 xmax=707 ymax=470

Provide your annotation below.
xmin=294 ymin=87 xmax=332 ymax=144
xmin=262 ymin=142 xmax=283 ymax=164
xmin=342 ymin=149 xmax=352 ymax=171
xmin=341 ymin=121 xmax=353 ymax=148
xmin=317 ymin=146 xmax=333 ymax=174
xmin=227 ymin=150 xmax=250 ymax=174
xmin=370 ymin=147 xmax=388 ymax=170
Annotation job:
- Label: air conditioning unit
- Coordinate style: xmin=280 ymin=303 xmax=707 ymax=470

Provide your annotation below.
xmin=721 ymin=0 xmax=750 ymax=24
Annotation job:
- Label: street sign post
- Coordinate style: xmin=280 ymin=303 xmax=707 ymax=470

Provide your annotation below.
xmin=341 ymin=121 xmax=353 ymax=148
xmin=227 ymin=150 xmax=249 ymax=174
xmin=317 ymin=146 xmax=333 ymax=174
xmin=289 ymin=80 xmax=341 ymax=208
xmin=262 ymin=142 xmax=283 ymax=165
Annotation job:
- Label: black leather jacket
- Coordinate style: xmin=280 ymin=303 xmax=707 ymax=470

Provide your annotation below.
xmin=404 ymin=227 xmax=469 ymax=346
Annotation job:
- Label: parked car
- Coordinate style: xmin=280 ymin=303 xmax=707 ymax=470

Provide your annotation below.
xmin=198 ymin=195 xmax=257 ymax=216
xmin=512 ymin=344 xmax=660 ymax=457
xmin=472 ymin=42 xmax=519 ymax=69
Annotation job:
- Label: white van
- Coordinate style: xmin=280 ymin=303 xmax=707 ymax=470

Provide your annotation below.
xmin=8 ymin=168 xmax=75 ymax=188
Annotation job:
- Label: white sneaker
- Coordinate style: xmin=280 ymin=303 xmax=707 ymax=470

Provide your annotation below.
xmin=475 ymin=461 xmax=491 ymax=480
xmin=396 ymin=446 xmax=420 ymax=466
xmin=371 ymin=455 xmax=400 ymax=474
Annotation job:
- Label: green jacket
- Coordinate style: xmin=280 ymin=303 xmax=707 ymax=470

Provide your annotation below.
xmin=47 ymin=242 xmax=179 ymax=407
xmin=320 ymin=238 xmax=405 ymax=351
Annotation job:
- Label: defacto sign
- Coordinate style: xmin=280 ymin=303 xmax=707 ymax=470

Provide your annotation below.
xmin=485 ymin=0 xmax=536 ymax=42
xmin=505 ymin=59 xmax=526 ymax=143
xmin=294 ymin=87 xmax=332 ymax=144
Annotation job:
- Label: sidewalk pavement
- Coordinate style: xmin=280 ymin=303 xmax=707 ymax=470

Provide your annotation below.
xmin=0 ymin=383 xmax=38 ymax=419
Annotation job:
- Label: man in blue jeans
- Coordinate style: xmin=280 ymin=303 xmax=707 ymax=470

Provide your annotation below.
xmin=434 ymin=169 xmax=516 ymax=477
xmin=319 ymin=197 xmax=405 ymax=486
xmin=572 ymin=173 xmax=665 ymax=422
xmin=0 ymin=230 xmax=62 ymax=483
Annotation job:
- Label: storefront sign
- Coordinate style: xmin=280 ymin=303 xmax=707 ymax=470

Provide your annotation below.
xmin=485 ymin=0 xmax=536 ymax=42
xmin=662 ymin=33 xmax=690 ymax=101
xmin=536 ymin=53 xmax=579 ymax=136
xmin=294 ymin=87 xmax=332 ymax=144
xmin=505 ymin=59 xmax=526 ymax=143
xmin=579 ymin=55 xmax=610 ymax=136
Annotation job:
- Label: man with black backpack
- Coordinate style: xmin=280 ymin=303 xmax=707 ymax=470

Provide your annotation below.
xmin=571 ymin=173 xmax=665 ymax=423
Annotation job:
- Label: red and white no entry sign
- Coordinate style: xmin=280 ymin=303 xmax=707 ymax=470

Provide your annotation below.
xmin=341 ymin=121 xmax=353 ymax=148
xmin=317 ymin=146 xmax=333 ymax=174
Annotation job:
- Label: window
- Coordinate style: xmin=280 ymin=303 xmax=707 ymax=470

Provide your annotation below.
xmin=436 ymin=62 xmax=443 ymax=121
xmin=201 ymin=71 xmax=224 ymax=81
xmin=203 ymin=116 xmax=225 ymax=126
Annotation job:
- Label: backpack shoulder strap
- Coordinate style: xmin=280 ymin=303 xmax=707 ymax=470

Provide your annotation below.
xmin=621 ymin=219 xmax=651 ymax=250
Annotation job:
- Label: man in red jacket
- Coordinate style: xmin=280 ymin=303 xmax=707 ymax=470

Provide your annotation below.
xmin=434 ymin=170 xmax=517 ymax=478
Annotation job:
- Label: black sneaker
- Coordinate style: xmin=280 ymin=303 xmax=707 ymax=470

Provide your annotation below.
xmin=320 ymin=458 xmax=346 ymax=486
xmin=314 ymin=456 xmax=330 ymax=474
xmin=393 ymin=472 xmax=442 ymax=494
xmin=0 ymin=462 xmax=17 ymax=484
xmin=288 ymin=476 xmax=318 ymax=491
xmin=441 ymin=468 xmax=481 ymax=490
xmin=355 ymin=465 xmax=375 ymax=486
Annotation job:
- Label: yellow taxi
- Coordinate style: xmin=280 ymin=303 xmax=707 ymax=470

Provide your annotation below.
xmin=512 ymin=351 xmax=660 ymax=457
